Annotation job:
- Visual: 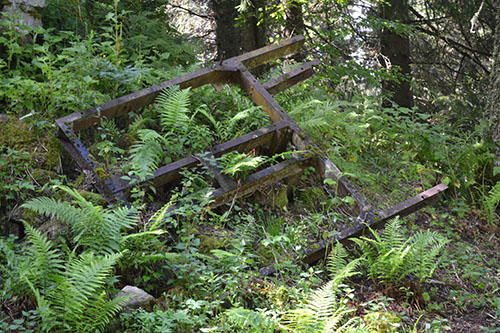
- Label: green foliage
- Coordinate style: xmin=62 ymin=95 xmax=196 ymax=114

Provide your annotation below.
xmin=19 ymin=223 xmax=124 ymax=332
xmin=482 ymin=182 xmax=500 ymax=225
xmin=21 ymin=186 xmax=137 ymax=255
xmin=157 ymin=86 xmax=192 ymax=132
xmin=225 ymin=307 xmax=279 ymax=332
xmin=220 ymin=151 xmax=267 ymax=179
xmin=352 ymin=217 xmax=449 ymax=291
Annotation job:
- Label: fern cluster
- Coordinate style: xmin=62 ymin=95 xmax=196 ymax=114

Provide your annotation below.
xmin=19 ymin=224 xmax=125 ymax=332
xmin=125 ymin=85 xmax=270 ymax=182
xmin=352 ymin=217 xmax=449 ymax=291
xmin=225 ymin=243 xmax=366 ymax=332
xmin=11 ymin=186 xmax=149 ymax=331
xmin=483 ymin=182 xmax=500 ymax=225
xmin=21 ymin=186 xmax=137 ymax=255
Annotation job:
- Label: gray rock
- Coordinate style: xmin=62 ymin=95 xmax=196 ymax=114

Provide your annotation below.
xmin=115 ymin=285 xmax=155 ymax=311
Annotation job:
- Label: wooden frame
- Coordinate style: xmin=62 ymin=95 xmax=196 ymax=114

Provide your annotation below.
xmin=56 ymin=35 xmax=447 ymax=266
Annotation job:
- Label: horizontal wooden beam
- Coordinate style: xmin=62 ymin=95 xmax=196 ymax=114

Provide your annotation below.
xmin=109 ymin=120 xmax=293 ymax=194
xmin=225 ymin=35 xmax=305 ymax=70
xmin=56 ymin=67 xmax=238 ymax=133
xmin=263 ymin=59 xmax=320 ymax=95
xmin=301 ymin=183 xmax=448 ymax=264
xmin=210 ymin=155 xmax=312 ymax=208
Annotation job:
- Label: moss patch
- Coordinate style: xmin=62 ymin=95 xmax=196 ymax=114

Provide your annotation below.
xmin=0 ymin=116 xmax=61 ymax=171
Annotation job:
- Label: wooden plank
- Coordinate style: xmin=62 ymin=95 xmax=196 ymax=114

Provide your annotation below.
xmin=239 ymin=69 xmax=288 ymax=123
xmin=225 ymin=35 xmax=305 ymax=70
xmin=210 ymin=156 xmax=312 ymax=208
xmin=56 ymin=68 xmax=238 ymax=133
xmin=57 ymin=123 xmax=116 ymax=200
xmin=109 ymin=120 xmax=293 ymax=194
xmin=263 ymin=59 xmax=320 ymax=95
xmin=300 ymin=183 xmax=448 ymax=264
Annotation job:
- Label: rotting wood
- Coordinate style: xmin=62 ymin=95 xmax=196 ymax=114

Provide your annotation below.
xmin=300 ymin=183 xmax=448 ymax=265
xmin=210 ymin=155 xmax=313 ymax=208
xmin=259 ymin=183 xmax=448 ymax=276
xmin=263 ymin=59 xmax=320 ymax=95
xmin=56 ymin=35 xmax=448 ymax=274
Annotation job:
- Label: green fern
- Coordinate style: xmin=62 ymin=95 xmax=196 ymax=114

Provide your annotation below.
xmin=156 ymin=86 xmax=192 ymax=132
xmin=283 ymin=280 xmax=355 ymax=332
xmin=327 ymin=242 xmax=362 ymax=286
xmin=19 ymin=225 xmax=125 ymax=332
xmin=127 ymin=129 xmax=168 ymax=180
xmin=351 ymin=217 xmax=448 ymax=290
xmin=483 ymin=182 xmax=500 ymax=224
xmin=22 ymin=185 xmax=137 ymax=255
xmin=225 ymin=307 xmax=279 ymax=332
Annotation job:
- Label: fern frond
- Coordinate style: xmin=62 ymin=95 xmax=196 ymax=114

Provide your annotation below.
xmin=156 ymin=86 xmax=191 ymax=131
xmin=79 ymin=291 xmax=125 ymax=332
xmin=129 ymin=129 xmax=166 ymax=180
xmin=225 ymin=307 xmax=279 ymax=333
xmin=327 ymin=242 xmax=362 ymax=286
xmin=192 ymin=104 xmax=221 ymax=138
xmin=22 ymin=223 xmax=64 ymax=289
xmin=483 ymin=182 xmax=500 ymax=224
xmin=22 ymin=197 xmax=86 ymax=227
xmin=284 ymin=281 xmax=352 ymax=332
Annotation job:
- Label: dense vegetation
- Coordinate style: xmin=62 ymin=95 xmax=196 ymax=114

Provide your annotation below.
xmin=0 ymin=0 xmax=499 ymax=331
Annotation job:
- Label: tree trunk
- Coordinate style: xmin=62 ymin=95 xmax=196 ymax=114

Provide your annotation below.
xmin=487 ymin=3 xmax=500 ymax=164
xmin=240 ymin=0 xmax=266 ymax=53
xmin=210 ymin=0 xmax=242 ymax=59
xmin=210 ymin=0 xmax=266 ymax=60
xmin=380 ymin=0 xmax=413 ymax=108
xmin=284 ymin=0 xmax=304 ymax=38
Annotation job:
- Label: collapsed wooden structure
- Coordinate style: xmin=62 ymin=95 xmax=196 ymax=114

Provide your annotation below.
xmin=56 ymin=36 xmax=447 ymax=266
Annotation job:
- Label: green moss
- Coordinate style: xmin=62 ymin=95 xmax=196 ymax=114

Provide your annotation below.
xmin=256 ymin=245 xmax=275 ymax=265
xmin=273 ymin=185 xmax=288 ymax=210
xmin=198 ymin=233 xmax=230 ymax=253
xmin=299 ymin=186 xmax=328 ymax=211
xmin=0 ymin=117 xmax=62 ymax=171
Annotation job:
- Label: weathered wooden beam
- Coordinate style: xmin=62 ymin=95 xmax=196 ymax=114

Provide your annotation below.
xmin=239 ymin=69 xmax=288 ymax=123
xmin=56 ymin=68 xmax=238 ymax=133
xmin=109 ymin=120 xmax=293 ymax=195
xmin=210 ymin=155 xmax=312 ymax=208
xmin=300 ymin=183 xmax=448 ymax=264
xmin=57 ymin=124 xmax=117 ymax=201
xmin=263 ymin=59 xmax=320 ymax=95
xmin=225 ymin=35 xmax=305 ymax=70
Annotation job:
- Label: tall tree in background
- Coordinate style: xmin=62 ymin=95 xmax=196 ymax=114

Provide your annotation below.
xmin=487 ymin=2 xmax=500 ymax=163
xmin=210 ymin=0 xmax=242 ymax=59
xmin=380 ymin=0 xmax=413 ymax=108
xmin=210 ymin=0 xmax=266 ymax=60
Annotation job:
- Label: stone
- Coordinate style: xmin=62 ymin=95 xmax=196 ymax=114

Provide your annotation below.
xmin=115 ymin=285 xmax=155 ymax=311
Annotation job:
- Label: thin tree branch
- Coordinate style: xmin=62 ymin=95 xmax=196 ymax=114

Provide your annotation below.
xmin=168 ymin=4 xmax=213 ymax=20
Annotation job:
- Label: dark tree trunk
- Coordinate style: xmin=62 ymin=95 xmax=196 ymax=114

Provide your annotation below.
xmin=210 ymin=0 xmax=266 ymax=60
xmin=210 ymin=0 xmax=242 ymax=59
xmin=380 ymin=0 xmax=413 ymax=108
xmin=284 ymin=0 xmax=305 ymax=38
xmin=487 ymin=3 xmax=500 ymax=163
xmin=283 ymin=0 xmax=305 ymax=61
xmin=241 ymin=0 xmax=266 ymax=53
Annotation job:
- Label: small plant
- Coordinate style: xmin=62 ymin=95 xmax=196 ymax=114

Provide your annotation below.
xmin=482 ymin=182 xmax=500 ymax=225
xmin=351 ymin=217 xmax=449 ymax=295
